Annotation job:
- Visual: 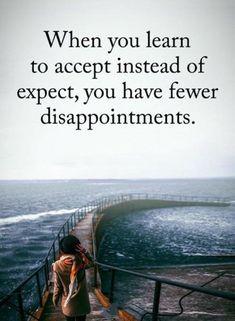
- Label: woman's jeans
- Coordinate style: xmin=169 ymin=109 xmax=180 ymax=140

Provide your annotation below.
xmin=65 ymin=315 xmax=86 ymax=321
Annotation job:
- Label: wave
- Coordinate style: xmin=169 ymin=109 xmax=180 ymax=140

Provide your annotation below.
xmin=0 ymin=208 xmax=78 ymax=226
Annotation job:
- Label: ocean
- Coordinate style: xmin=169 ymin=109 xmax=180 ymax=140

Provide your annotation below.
xmin=0 ymin=178 xmax=235 ymax=300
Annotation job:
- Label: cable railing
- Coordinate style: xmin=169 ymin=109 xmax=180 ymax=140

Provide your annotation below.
xmin=0 ymin=193 xmax=232 ymax=321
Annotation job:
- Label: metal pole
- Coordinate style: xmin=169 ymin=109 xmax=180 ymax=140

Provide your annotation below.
xmin=52 ymin=243 xmax=56 ymax=261
xmin=17 ymin=290 xmax=25 ymax=321
xmin=44 ymin=260 xmax=49 ymax=291
xmin=152 ymin=281 xmax=161 ymax=321
xmin=36 ymin=272 xmax=43 ymax=307
xmin=94 ymin=264 xmax=98 ymax=288
xmin=71 ymin=216 xmax=73 ymax=229
xmin=109 ymin=270 xmax=116 ymax=303
xmin=57 ymin=234 xmax=60 ymax=249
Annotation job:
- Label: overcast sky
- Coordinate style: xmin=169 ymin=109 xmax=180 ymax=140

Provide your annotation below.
xmin=0 ymin=0 xmax=234 ymax=179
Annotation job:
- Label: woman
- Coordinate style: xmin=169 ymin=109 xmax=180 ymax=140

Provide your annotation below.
xmin=52 ymin=235 xmax=93 ymax=321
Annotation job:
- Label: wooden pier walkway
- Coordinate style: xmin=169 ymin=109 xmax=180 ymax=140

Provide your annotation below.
xmin=40 ymin=212 xmax=118 ymax=321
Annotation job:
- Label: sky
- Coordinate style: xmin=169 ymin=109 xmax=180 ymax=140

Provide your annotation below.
xmin=0 ymin=0 xmax=234 ymax=179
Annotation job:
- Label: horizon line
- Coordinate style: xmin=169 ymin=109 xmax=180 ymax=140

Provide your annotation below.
xmin=0 ymin=176 xmax=234 ymax=181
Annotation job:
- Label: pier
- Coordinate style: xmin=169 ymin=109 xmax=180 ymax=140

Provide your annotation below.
xmin=0 ymin=194 xmax=234 ymax=321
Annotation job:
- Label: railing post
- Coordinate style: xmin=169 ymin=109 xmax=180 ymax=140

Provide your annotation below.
xmin=36 ymin=271 xmax=43 ymax=307
xmin=152 ymin=281 xmax=161 ymax=321
xmin=94 ymin=264 xmax=98 ymax=288
xmin=44 ymin=259 xmax=49 ymax=291
xmin=57 ymin=234 xmax=61 ymax=248
xmin=17 ymin=290 xmax=25 ymax=321
xmin=52 ymin=242 xmax=56 ymax=261
xmin=109 ymin=269 xmax=116 ymax=303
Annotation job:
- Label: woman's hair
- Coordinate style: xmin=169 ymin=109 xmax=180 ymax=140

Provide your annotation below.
xmin=59 ymin=235 xmax=80 ymax=254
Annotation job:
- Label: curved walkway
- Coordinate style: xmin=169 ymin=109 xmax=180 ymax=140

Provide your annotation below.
xmin=39 ymin=199 xmax=234 ymax=321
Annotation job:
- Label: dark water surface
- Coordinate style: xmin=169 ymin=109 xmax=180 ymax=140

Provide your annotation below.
xmin=97 ymin=206 xmax=235 ymax=267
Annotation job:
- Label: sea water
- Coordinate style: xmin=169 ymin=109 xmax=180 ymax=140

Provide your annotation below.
xmin=0 ymin=178 xmax=235 ymax=299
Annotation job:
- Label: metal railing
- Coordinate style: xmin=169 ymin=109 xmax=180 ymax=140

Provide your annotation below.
xmin=0 ymin=203 xmax=96 ymax=321
xmin=0 ymin=193 xmax=232 ymax=321
xmin=93 ymin=261 xmax=235 ymax=321
xmin=91 ymin=194 xmax=234 ymax=321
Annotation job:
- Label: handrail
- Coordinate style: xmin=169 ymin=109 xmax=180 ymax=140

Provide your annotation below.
xmin=94 ymin=261 xmax=235 ymax=301
xmin=108 ymin=261 xmax=235 ymax=270
xmin=0 ymin=193 xmax=232 ymax=321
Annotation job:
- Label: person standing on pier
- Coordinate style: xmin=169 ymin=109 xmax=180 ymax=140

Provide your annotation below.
xmin=52 ymin=235 xmax=93 ymax=321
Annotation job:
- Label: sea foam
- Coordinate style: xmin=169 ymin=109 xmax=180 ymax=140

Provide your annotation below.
xmin=0 ymin=208 xmax=78 ymax=226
